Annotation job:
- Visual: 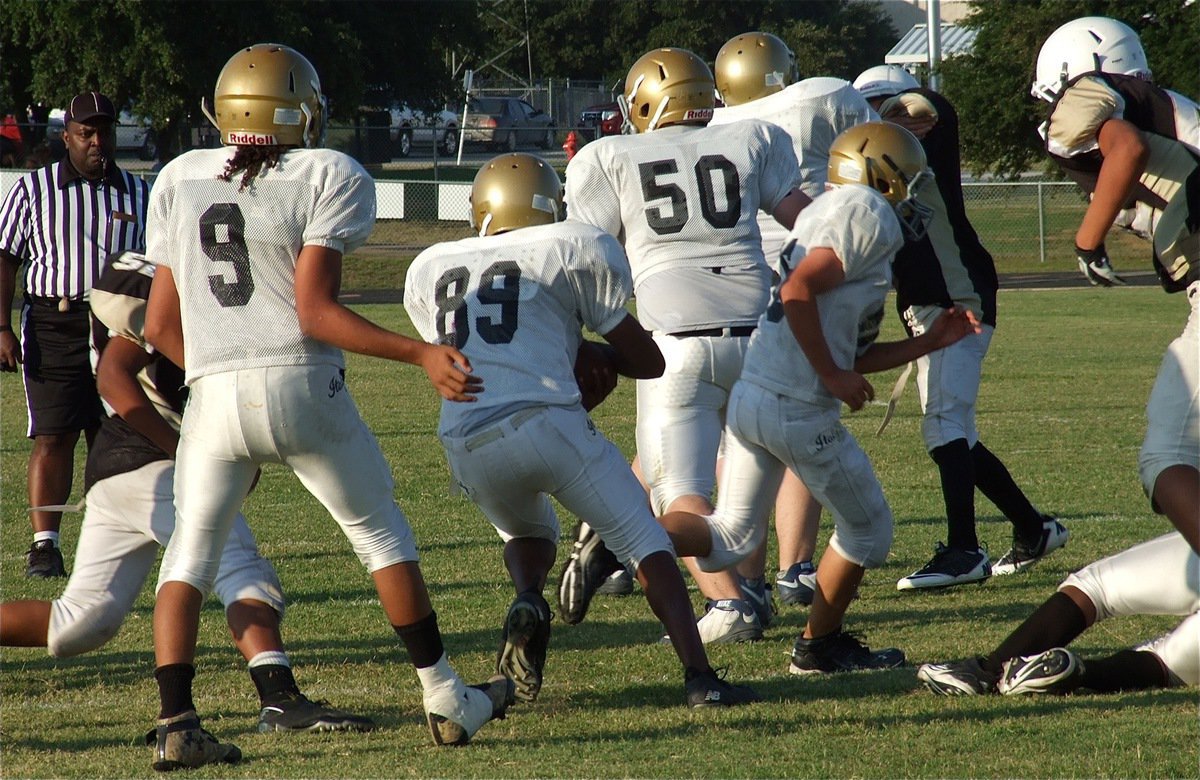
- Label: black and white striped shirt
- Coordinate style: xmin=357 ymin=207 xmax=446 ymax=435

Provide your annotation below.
xmin=0 ymin=159 xmax=150 ymax=300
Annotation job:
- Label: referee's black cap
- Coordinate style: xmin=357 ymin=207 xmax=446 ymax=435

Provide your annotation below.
xmin=65 ymin=92 xmax=116 ymax=125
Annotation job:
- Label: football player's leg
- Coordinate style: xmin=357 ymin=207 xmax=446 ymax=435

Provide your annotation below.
xmin=42 ymin=463 xmax=167 ymax=656
xmin=1140 ymin=293 xmax=1200 ymax=554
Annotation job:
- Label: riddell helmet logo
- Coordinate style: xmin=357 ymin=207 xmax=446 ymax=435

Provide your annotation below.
xmin=683 ymin=108 xmax=714 ymax=121
xmin=228 ymin=131 xmax=277 ymax=145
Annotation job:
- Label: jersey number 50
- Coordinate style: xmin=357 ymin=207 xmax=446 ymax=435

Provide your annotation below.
xmin=638 ymin=155 xmax=741 ymax=235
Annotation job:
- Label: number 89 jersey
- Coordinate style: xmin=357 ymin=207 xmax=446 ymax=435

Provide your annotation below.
xmin=564 ymin=120 xmax=800 ymax=331
xmin=146 ymin=147 xmax=376 ymax=384
xmin=404 ymin=221 xmax=634 ymax=438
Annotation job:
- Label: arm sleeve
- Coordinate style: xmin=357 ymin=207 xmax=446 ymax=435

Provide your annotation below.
xmin=569 ymin=232 xmax=634 ymax=336
xmin=401 ymin=253 xmax=438 ymax=344
xmin=304 ymin=155 xmax=377 ymax=254
xmin=0 ymin=175 xmax=31 ymax=259
xmin=759 ymin=122 xmax=802 ymax=212
xmin=564 ymin=147 xmax=625 ymax=238
xmin=1046 ymin=77 xmax=1124 ymax=158
xmin=90 ymin=253 xmax=156 ymax=349
xmin=802 ymin=191 xmax=902 ymax=284
xmin=145 ymin=174 xmax=175 ymax=270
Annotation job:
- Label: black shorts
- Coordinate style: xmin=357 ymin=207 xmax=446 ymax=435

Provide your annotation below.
xmin=20 ymin=297 xmax=103 ymax=437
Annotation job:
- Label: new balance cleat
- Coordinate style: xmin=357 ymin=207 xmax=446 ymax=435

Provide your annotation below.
xmin=789 ymin=630 xmax=905 ymax=674
xmin=738 ymin=576 xmax=775 ymax=627
xmin=496 ymin=591 xmax=551 ymax=703
xmin=557 ymin=522 xmax=622 ymax=625
xmin=425 ymin=675 xmax=515 ymax=747
xmin=998 ymin=648 xmax=1084 ymax=696
xmin=993 ymin=518 xmax=1069 ymax=576
xmin=776 ymin=561 xmax=817 ymax=606
xmin=257 ymin=692 xmax=376 ymax=733
xmin=148 ymin=710 xmax=241 ymax=772
xmin=596 ymin=566 xmax=635 ymax=596
xmin=25 ymin=539 xmax=67 ymax=578
xmin=897 ymin=543 xmax=990 ymax=590
xmin=917 ymin=657 xmax=998 ymax=695
xmin=684 ymin=667 xmax=762 ymax=708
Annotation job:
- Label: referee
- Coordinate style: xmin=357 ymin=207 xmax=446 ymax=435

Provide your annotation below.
xmin=0 ymin=92 xmax=150 ymax=577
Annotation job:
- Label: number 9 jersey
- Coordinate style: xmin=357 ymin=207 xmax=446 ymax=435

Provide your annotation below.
xmin=145 ymin=147 xmax=376 ymax=384
xmin=404 ymin=221 xmax=634 ymax=439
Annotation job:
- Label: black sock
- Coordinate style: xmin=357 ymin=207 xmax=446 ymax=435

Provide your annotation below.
xmin=393 ymin=610 xmax=445 ymax=669
xmin=984 ymin=592 xmax=1087 ymax=675
xmin=971 ymin=442 xmax=1043 ymax=538
xmin=250 ymin=664 xmax=301 ymax=706
xmin=155 ymin=663 xmax=196 ymax=719
xmin=931 ymin=439 xmax=977 ymax=549
xmin=1080 ymin=650 xmax=1170 ymax=692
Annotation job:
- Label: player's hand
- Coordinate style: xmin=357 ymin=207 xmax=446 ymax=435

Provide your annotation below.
xmin=887 ymin=112 xmax=937 ymax=139
xmin=420 ymin=344 xmax=483 ymax=402
xmin=0 ymin=330 xmax=21 ymax=371
xmin=926 ymin=305 xmax=982 ymax=350
xmin=1076 ymin=243 xmax=1126 ymax=286
xmin=822 ymin=367 xmax=875 ymax=412
xmin=574 ymin=340 xmax=618 ymax=411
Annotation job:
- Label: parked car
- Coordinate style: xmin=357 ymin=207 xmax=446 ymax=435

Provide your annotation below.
xmin=578 ymin=100 xmax=622 ymax=140
xmin=46 ymin=107 xmax=158 ymax=161
xmin=389 ymin=102 xmax=460 ymax=157
xmin=462 ymin=96 xmax=555 ymax=152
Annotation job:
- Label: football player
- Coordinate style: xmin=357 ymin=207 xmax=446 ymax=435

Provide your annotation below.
xmin=707 ymin=30 xmax=881 ymax=625
xmin=0 ymin=252 xmax=374 ymax=736
xmin=851 ymin=64 xmax=1064 ymax=592
xmin=562 ymin=47 xmax=809 ymax=641
xmin=659 ymin=122 xmax=981 ymax=673
xmin=140 ymin=44 xmax=511 ymax=770
xmin=404 ymin=153 xmax=760 ymax=709
xmin=919 ymin=13 xmax=1200 ymax=699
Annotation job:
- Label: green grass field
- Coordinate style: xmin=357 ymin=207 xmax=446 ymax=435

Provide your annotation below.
xmin=2 ymin=287 xmax=1196 ymax=778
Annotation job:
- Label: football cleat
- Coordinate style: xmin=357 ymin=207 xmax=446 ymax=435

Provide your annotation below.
xmin=776 ymin=561 xmax=817 ymax=606
xmin=25 ymin=539 xmax=67 ymax=578
xmin=897 ymin=543 xmax=990 ymax=590
xmin=694 ymin=599 xmax=762 ymax=644
xmin=148 ymin=710 xmax=241 ymax=772
xmin=596 ymin=566 xmax=635 ymax=596
xmin=917 ymin=657 xmax=999 ymax=696
xmin=684 ymin=666 xmax=762 ymax=708
xmin=738 ymin=576 xmax=775 ymax=627
xmin=557 ymin=522 xmax=622 ymax=625
xmin=257 ymin=692 xmax=376 ymax=733
xmin=425 ymin=676 xmax=515 ymax=747
xmin=993 ymin=518 xmax=1069 ymax=576
xmin=789 ymin=630 xmax=905 ymax=674
xmin=998 ymin=648 xmax=1084 ymax=696
xmin=496 ymin=591 xmax=552 ymax=703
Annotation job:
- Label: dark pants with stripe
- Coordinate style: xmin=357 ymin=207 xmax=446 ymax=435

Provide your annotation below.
xmin=21 ymin=296 xmax=103 ymax=437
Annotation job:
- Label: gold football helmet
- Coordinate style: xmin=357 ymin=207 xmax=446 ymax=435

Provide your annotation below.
xmin=203 ymin=44 xmax=325 ymax=148
xmin=620 ymin=48 xmax=715 ymax=133
xmin=714 ymin=32 xmax=796 ymax=106
xmin=470 ymin=153 xmax=563 ymax=236
xmin=827 ymin=121 xmax=933 ymax=239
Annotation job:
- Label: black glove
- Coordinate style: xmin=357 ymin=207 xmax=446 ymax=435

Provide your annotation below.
xmin=1076 ymin=243 xmax=1126 ymax=287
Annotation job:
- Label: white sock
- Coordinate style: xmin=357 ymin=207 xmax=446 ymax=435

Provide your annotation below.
xmin=247 ymin=650 xmax=291 ymax=669
xmin=415 ymin=654 xmax=459 ymax=692
xmin=33 ymin=531 xmax=59 ymax=547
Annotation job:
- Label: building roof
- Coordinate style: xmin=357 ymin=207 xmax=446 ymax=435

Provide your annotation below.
xmin=885 ymin=23 xmax=978 ymax=65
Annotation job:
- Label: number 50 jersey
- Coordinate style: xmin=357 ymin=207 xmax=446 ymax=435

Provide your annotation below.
xmin=404 ymin=221 xmax=634 ymax=439
xmin=564 ymin=120 xmax=800 ymax=333
xmin=146 ymin=147 xmax=376 ymax=384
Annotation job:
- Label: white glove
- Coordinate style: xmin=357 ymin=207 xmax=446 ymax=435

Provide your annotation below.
xmin=1076 ymin=244 xmax=1126 ymax=287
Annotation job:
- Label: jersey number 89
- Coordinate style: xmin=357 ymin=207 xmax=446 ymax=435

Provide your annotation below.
xmin=434 ymin=261 xmax=522 ymax=349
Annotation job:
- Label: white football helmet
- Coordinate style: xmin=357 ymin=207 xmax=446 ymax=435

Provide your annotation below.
xmin=1031 ymin=17 xmax=1152 ymax=103
xmin=203 ymin=43 xmax=326 ymax=147
xmin=853 ymin=65 xmax=920 ymax=101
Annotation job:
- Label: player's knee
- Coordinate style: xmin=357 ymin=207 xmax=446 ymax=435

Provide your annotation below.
xmin=213 ymin=560 xmax=286 ymax=618
xmin=47 ymin=596 xmax=124 ymax=657
xmin=697 ymin=511 xmax=764 ymax=573
xmin=831 ymin=521 xmax=892 ymax=569
xmin=1059 ymin=569 xmax=1107 ymax=621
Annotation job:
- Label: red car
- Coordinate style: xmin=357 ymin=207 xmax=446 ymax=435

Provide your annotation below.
xmin=578 ymin=101 xmax=622 ymax=140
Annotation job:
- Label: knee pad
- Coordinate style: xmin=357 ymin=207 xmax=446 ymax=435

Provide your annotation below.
xmin=212 ymin=554 xmax=286 ymax=618
xmin=828 ymin=517 xmax=893 ymax=569
xmin=48 ymin=594 xmax=126 ymax=658
xmin=697 ymin=510 xmax=766 ymax=573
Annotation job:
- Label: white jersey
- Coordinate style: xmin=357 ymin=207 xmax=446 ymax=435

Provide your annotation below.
xmin=404 ymin=221 xmax=633 ymax=438
xmin=740 ymin=185 xmax=904 ymax=409
xmin=712 ymin=78 xmax=877 ymax=270
xmin=564 ymin=120 xmax=800 ymax=333
xmin=146 ymin=147 xmax=376 ymax=383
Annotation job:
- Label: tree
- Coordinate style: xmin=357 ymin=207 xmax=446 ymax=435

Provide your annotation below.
xmin=0 ymin=0 xmax=480 ymax=159
xmin=939 ymin=0 xmax=1198 ymax=176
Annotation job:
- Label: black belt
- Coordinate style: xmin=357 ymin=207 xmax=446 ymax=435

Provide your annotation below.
xmin=26 ymin=295 xmax=88 ymax=312
xmin=667 ymin=325 xmax=756 ymax=338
